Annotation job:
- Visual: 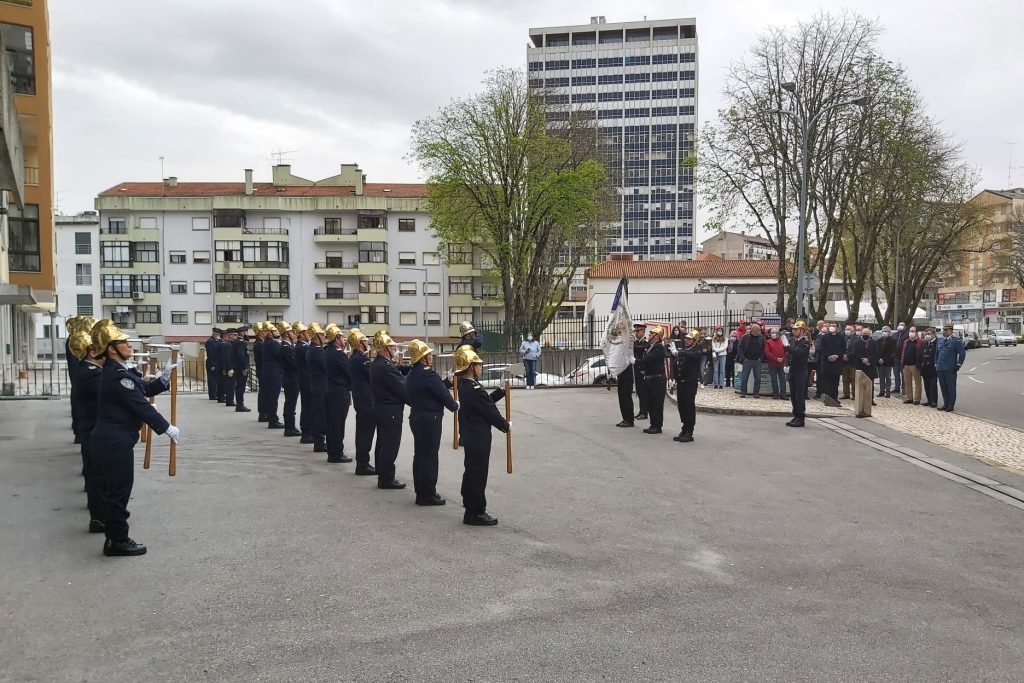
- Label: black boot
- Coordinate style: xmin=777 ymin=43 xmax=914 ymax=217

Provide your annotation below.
xmin=283 ymin=428 xmax=301 ymax=437
xmin=268 ymin=422 xmax=285 ymax=429
xmin=354 ymin=464 xmax=377 ymax=476
xmin=313 ymin=443 xmax=327 ymax=453
xmin=787 ymin=417 xmax=805 ymax=427
xmin=616 ymin=420 xmax=634 ymax=428
xmin=258 ymin=415 xmax=268 ymax=423
xmin=88 ymin=519 xmax=105 ymax=534
xmin=464 ymin=512 xmax=498 ymax=526
xmin=416 ymin=494 xmax=446 ymax=506
xmin=377 ymin=479 xmax=406 ymax=490
xmin=299 ymin=434 xmax=313 ymax=444
xmin=327 ymin=454 xmax=353 ymax=463
xmin=103 ymin=537 xmax=147 ymax=557
xmin=642 ymin=426 xmax=662 ymax=434
xmin=235 ymin=406 xmax=251 ymax=413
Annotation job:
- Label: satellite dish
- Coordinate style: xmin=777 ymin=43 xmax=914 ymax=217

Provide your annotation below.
xmin=743 ymin=301 xmax=765 ymax=320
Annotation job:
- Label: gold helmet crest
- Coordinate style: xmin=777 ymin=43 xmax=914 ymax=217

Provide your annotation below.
xmin=347 ymin=328 xmax=368 ymax=349
xmin=453 ymin=346 xmax=483 ymax=374
xmin=68 ymin=331 xmax=93 ymax=360
xmin=372 ymin=329 xmax=395 ymax=351
xmin=408 ymin=339 xmax=433 ymax=364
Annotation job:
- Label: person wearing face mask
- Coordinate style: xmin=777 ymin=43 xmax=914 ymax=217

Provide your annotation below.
xmin=892 ymin=323 xmax=909 ymax=395
xmin=725 ymin=330 xmax=738 ymax=389
xmin=369 ymin=329 xmax=412 ymax=489
xmin=711 ymin=328 xmax=728 ymax=389
xmin=737 ymin=323 xmax=765 ymax=398
xmin=919 ymin=327 xmax=939 ymax=408
xmin=818 ymin=323 xmax=846 ymax=406
xmin=849 ymin=326 xmax=879 ymax=417
xmin=935 ymin=324 xmax=966 ymax=412
xmin=90 ymin=323 xmax=179 ymax=557
xmin=841 ymin=325 xmax=857 ymax=400
xmin=764 ymin=327 xmax=787 ymax=399
xmin=899 ymin=326 xmax=925 ymax=405
xmin=876 ymin=326 xmax=895 ymax=398
xmin=518 ymin=333 xmax=541 ymax=390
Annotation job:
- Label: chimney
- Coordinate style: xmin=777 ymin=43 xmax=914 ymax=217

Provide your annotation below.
xmin=244 ymin=168 xmax=254 ymax=195
xmin=166 ymin=176 xmax=177 ymax=188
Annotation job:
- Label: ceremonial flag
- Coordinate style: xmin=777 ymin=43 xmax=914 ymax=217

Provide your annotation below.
xmin=602 ymin=277 xmax=632 ymax=378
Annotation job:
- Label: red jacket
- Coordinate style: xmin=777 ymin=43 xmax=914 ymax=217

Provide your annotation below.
xmin=900 ymin=337 xmax=925 ymax=365
xmin=764 ymin=337 xmax=787 ymax=367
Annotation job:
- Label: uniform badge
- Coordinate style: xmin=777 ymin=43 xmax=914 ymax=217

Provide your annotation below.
xmin=120 ymin=377 xmax=136 ymax=390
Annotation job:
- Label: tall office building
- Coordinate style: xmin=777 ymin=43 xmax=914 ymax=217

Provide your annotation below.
xmin=528 ymin=16 xmax=698 ymax=260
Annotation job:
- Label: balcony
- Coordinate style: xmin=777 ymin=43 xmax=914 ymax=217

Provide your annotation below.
xmin=314 ymin=291 xmax=359 ymax=307
xmin=313 ymin=226 xmax=358 ymax=243
xmin=242 ymin=260 xmax=289 ymax=270
xmin=357 ymin=261 xmax=388 ymax=276
xmin=314 ymin=259 xmax=358 ymax=276
xmin=213 ymin=225 xmax=290 ymax=241
xmin=215 ymin=292 xmax=290 ymax=307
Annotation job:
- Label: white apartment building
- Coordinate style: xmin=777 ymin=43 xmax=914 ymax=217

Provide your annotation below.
xmin=528 ymin=16 xmax=698 ymax=260
xmin=93 ymin=164 xmax=502 ymax=344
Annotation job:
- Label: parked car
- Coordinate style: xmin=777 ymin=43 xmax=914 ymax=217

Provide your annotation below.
xmin=567 ymin=355 xmax=614 ymax=385
xmin=990 ymin=329 xmax=1018 ymax=347
xmin=964 ymin=332 xmax=979 ymax=349
xmin=476 ymin=364 xmax=566 ymax=389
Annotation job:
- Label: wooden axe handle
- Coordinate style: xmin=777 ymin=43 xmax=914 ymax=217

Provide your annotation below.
xmin=169 ymin=349 xmax=178 ymax=476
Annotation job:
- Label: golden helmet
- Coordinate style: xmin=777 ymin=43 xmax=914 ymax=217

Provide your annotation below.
xmin=77 ymin=316 xmax=97 ymax=335
xmin=275 ymin=321 xmax=291 ymax=335
xmin=68 ymin=331 xmax=93 ymax=360
xmin=793 ymin=320 xmax=807 ymax=330
xmin=324 ymin=323 xmax=344 ymax=343
xmin=90 ymin=318 xmax=113 ymax=339
xmin=308 ymin=322 xmax=325 ymax=336
xmin=94 ymin=323 xmax=129 ymax=350
xmin=292 ymin=321 xmax=308 ymax=334
xmin=648 ymin=325 xmax=665 ymax=339
xmin=453 ymin=346 xmax=483 ymax=374
xmin=65 ymin=316 xmax=80 ymax=332
xmin=347 ymin=328 xmax=368 ymax=349
xmin=408 ymin=339 xmax=433 ymax=364
xmin=685 ymin=329 xmax=701 ymax=340
xmin=264 ymin=321 xmax=275 ymax=333
xmin=372 ymin=329 xmax=395 ymax=351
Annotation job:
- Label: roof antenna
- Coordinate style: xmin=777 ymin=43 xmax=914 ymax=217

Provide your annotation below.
xmin=159 ymin=155 xmax=164 ymax=179
xmin=271 ymin=149 xmax=296 ymax=165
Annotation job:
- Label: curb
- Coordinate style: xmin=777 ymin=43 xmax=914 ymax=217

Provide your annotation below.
xmin=696 ymin=405 xmax=847 ymax=418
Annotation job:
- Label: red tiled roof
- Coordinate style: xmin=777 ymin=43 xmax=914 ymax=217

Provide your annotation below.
xmin=588 ymin=259 xmax=787 ymax=279
xmin=694 ymin=252 xmax=723 ymax=261
xmin=97 ymin=182 xmax=429 ymax=199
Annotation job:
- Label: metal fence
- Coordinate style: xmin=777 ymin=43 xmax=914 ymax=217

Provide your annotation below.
xmin=475 ymin=309 xmax=778 ymax=352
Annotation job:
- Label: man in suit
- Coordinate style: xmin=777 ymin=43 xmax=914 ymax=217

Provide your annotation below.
xmin=306 ymin=323 xmax=329 ymax=453
xmin=230 ymin=328 xmax=251 ymax=411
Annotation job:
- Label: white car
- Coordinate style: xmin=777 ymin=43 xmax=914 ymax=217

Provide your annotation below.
xmin=990 ymin=329 xmax=1018 ymax=347
xmin=566 ymin=355 xmax=614 ymax=385
xmin=476 ymin=364 xmax=566 ymax=389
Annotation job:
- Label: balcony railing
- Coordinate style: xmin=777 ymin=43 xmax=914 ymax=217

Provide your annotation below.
xmin=313 ymin=226 xmax=357 ymax=236
xmin=241 ymin=226 xmax=289 ymax=235
xmin=314 ymin=260 xmax=357 ymax=269
xmin=243 ymin=260 xmax=289 ymax=268
xmin=315 ymin=292 xmax=359 ymax=300
xmin=100 ymin=225 xmax=128 ymax=235
xmin=242 ymin=291 xmax=289 ymax=300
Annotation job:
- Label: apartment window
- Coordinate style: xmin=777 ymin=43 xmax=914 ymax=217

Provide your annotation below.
xmin=133 ymin=241 xmax=159 ymax=262
xmin=216 ymin=306 xmax=246 ymax=323
xmin=244 ymin=275 xmax=289 ymax=299
xmin=170 ymin=281 xmax=187 ymax=294
xmin=598 ymin=74 xmax=623 ymax=85
xmin=106 ymin=218 xmax=127 ymax=235
xmin=359 ymin=275 xmax=388 ymax=294
xmin=545 ymin=77 xmax=569 ymax=88
xmin=8 ymin=202 xmax=39 ymax=271
xmin=480 ymin=283 xmax=499 ymax=299
xmin=360 ymin=306 xmax=389 ymax=325
xmin=399 ymin=282 xmax=417 ymax=296
xmin=598 ymin=56 xmax=623 ymax=67
xmin=74 ymin=232 xmax=92 ymax=255
xmin=194 ymin=281 xmax=211 ymax=294
xmin=448 ymin=244 xmax=473 ymax=265
xmin=398 ymin=218 xmax=416 ymax=232
xmin=101 ymin=275 xmax=132 ymax=298
xmin=192 ymin=216 xmax=210 ymax=231
xmin=449 ymin=276 xmax=473 ymax=295
xmin=135 ymin=275 xmax=160 ymax=293
xmin=193 ymin=250 xmax=211 ymax=264
xmin=169 ymin=251 xmax=186 ymax=264
xmin=359 ymin=241 xmax=387 ymax=263
xmin=195 ymin=311 xmax=213 ymax=325
xmin=399 ymin=312 xmax=417 ymax=326
xmin=449 ymin=306 xmax=473 ymax=325
xmin=1 ymin=22 xmax=35 ymax=94
xmin=423 ymin=252 xmax=440 ymax=266
xmin=357 ymin=215 xmax=384 ymax=230
xmin=324 ymin=217 xmax=342 ymax=233
xmin=216 ymin=275 xmax=243 ymax=292
xmin=425 ymin=312 xmax=441 ymax=326
xmin=625 ymin=90 xmax=650 ymax=101
xmin=101 ymin=241 xmax=132 ymax=268
xmin=75 ymin=263 xmax=92 ymax=286
xmin=425 ymin=282 xmax=441 ymax=296
xmin=546 ymin=112 xmax=569 ymax=123
xmin=216 ymin=240 xmax=242 ymax=261
xmin=76 ymin=294 xmax=94 ymax=316
xmin=625 ymin=73 xmax=651 ymax=84
xmin=652 ymin=54 xmax=679 ymax=64
xmin=135 ymin=306 xmax=160 ymax=324
xmin=624 ymin=55 xmax=651 ymax=66
xmin=398 ymin=252 xmax=416 ymax=265
xmin=652 ymin=71 xmax=678 ymax=82
xmin=171 ymin=311 xmax=188 ymax=325
xmin=545 ymin=59 xmax=569 ymax=70
xmin=571 ymin=58 xmax=596 ymax=69
xmin=138 ymin=217 xmax=158 ymax=230
xmin=571 ymin=76 xmax=596 ymax=86
xmin=242 ymin=241 xmax=288 ymax=266
xmin=599 ymin=92 xmax=623 ymax=102
xmin=573 ymin=92 xmax=597 ymax=103
xmin=213 ymin=209 xmax=245 ymax=228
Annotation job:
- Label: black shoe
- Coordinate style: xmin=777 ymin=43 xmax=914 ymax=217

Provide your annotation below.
xmin=299 ymin=435 xmax=313 ymax=444
xmin=616 ymin=420 xmax=634 ymax=428
xmin=937 ymin=405 xmax=947 ymax=411
xmin=903 ymin=399 xmax=913 ymax=404
xmin=785 ymin=418 xmax=797 ymax=426
xmin=752 ymin=394 xmax=760 ymax=399
xmin=354 ymin=465 xmax=377 ymax=476
xmin=313 ymin=443 xmax=327 ymax=453
xmin=464 ymin=512 xmax=498 ymax=526
xmin=283 ymin=428 xmax=301 ymax=437
xmin=258 ymin=416 xmax=268 ymax=423
xmin=787 ymin=418 xmax=805 ymax=427
xmin=378 ymin=479 xmax=406 ymax=490
xmin=225 ymin=403 xmax=236 ymax=408
xmin=876 ymin=392 xmax=885 ymax=398
xmin=416 ymin=495 xmax=447 ymax=506
xmin=885 ymin=393 xmax=891 ymax=398
xmin=235 ymin=406 xmax=251 ymax=413
xmin=635 ymin=413 xmax=648 ymax=420
xmin=822 ymin=396 xmax=841 ymax=407
xmin=871 ymin=401 xmax=877 ymax=406
xmin=268 ymin=422 xmax=285 ymax=429
xmin=944 ymin=407 xmax=954 ymax=412
xmin=327 ymin=454 xmax=353 ymax=463
xmin=678 ymin=434 xmax=694 ymax=443
xmin=642 ymin=427 xmax=662 ymax=434
xmin=103 ymin=537 xmax=146 ymax=557
xmin=88 ymin=519 xmax=105 ymax=534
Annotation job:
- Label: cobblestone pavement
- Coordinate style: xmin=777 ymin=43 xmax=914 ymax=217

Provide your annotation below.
xmin=672 ymin=385 xmax=852 ymax=418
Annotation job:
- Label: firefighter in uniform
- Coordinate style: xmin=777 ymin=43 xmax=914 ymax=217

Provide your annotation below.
xmin=278 ymin=322 xmax=301 ymax=437
xmin=369 ymin=329 xmax=410 ymax=489
xmin=69 ymin=330 xmax=105 ymax=533
xmin=219 ymin=328 xmax=236 ymax=405
xmin=787 ymin=321 xmax=813 ymax=428
xmin=638 ymin=325 xmax=667 ymax=434
xmin=454 ymin=346 xmax=510 ymax=526
xmin=306 ymin=322 xmax=329 ymax=453
xmin=670 ymin=329 xmax=704 ymax=443
xmin=227 ymin=328 xmax=250 ymax=411
xmin=457 ymin=321 xmax=483 ymax=352
xmin=324 ymin=323 xmax=353 ymax=463
xmin=348 ymin=328 xmax=377 ymax=476
xmin=253 ymin=322 xmax=267 ymax=421
xmin=66 ymin=316 xmax=83 ymax=443
xmin=205 ymin=327 xmax=222 ymax=401
xmin=615 ymin=322 xmax=647 ymax=428
xmin=262 ymin=321 xmax=284 ymax=429
xmin=89 ymin=323 xmax=179 ymax=556
xmin=406 ymin=339 xmax=459 ymax=505
xmin=294 ymin=322 xmax=314 ymax=443
xmin=632 ymin=323 xmax=650 ymax=420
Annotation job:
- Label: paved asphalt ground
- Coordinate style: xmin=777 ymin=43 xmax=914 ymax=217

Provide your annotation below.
xmin=3 ymin=389 xmax=1024 ymax=682
xmin=956 ymin=344 xmax=1024 ymax=430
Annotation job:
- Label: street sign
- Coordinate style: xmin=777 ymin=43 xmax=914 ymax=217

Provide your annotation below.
xmin=802 ymin=274 xmax=821 ymax=291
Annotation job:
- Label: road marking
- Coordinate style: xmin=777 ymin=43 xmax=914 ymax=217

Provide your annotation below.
xmin=969 ymin=366 xmax=977 ymax=372
xmin=969 ymin=377 xmax=984 ymax=384
xmin=983 ymin=361 xmax=991 ymax=366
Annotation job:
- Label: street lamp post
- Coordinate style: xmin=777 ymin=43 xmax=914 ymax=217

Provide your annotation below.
xmin=398 ymin=266 xmax=430 ymax=345
xmin=772 ymin=86 xmax=870 ymax=321
xmin=892 ymin=217 xmax=915 ymax=327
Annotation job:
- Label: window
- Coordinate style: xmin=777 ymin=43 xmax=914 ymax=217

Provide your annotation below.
xmin=76 ymin=294 xmax=93 ymax=316
xmin=652 ymin=89 xmax=678 ymax=99
xmin=244 ymin=275 xmax=289 ymax=299
xmin=193 ymin=250 xmax=211 ymax=264
xmin=216 ymin=306 xmax=246 ymax=323
xmin=359 ymin=241 xmax=387 ymax=263
xmin=571 ymin=76 xmax=596 ymax=86
xmin=448 ymin=244 xmax=473 ymax=265
xmin=101 ymin=241 xmax=131 ymax=268
xmin=480 ymin=283 xmax=500 ymax=299
xmin=425 ymin=282 xmax=440 ymax=296
xmin=213 ymin=209 xmax=245 ymax=228
xmin=624 ymin=55 xmax=650 ymax=66
xmin=399 ymin=282 xmax=417 ymax=296
xmin=194 ymin=281 xmax=211 ymax=294
xmin=192 ymin=217 xmax=210 ymax=231
xmin=598 ymin=109 xmax=623 ymax=120
xmin=571 ymin=58 xmax=596 ymax=69
xmin=545 ymin=59 xmax=569 ymax=70
xmin=216 ymin=240 xmax=241 ymax=261
xmin=323 ymin=217 xmax=343 ymax=233
xmin=241 ymin=241 xmax=288 ymax=266
xmin=652 ymin=70 xmax=678 ymax=82
xmin=171 ymin=311 xmax=188 ymax=325
xmin=74 ymin=232 xmax=92 ymax=255
xmin=135 ymin=306 xmax=160 ymax=324
xmin=195 ymin=311 xmax=213 ymax=325
xmin=398 ymin=252 xmax=416 ymax=265
xmin=357 ymin=214 xmax=384 ymax=229
xmin=546 ymin=111 xmax=569 ymax=123
xmin=598 ymin=57 xmax=623 ymax=67
xmin=449 ymin=306 xmax=473 ymax=326
xmin=449 ymin=276 xmax=473 ymax=295
xmin=105 ymin=218 xmax=127 ymax=235
xmin=101 ymin=275 xmax=131 ymax=298
xmin=360 ymin=306 xmax=389 ymax=324
xmin=573 ymin=92 xmax=596 ymax=103
xmin=1 ymin=22 xmax=35 ymax=94
xmin=625 ymin=90 xmax=650 ymax=101
xmin=423 ymin=252 xmax=440 ymax=266
xmin=545 ymin=77 xmax=569 ymax=88
xmin=599 ymin=92 xmax=623 ymax=102
xmin=138 ymin=217 xmax=157 ymax=230
xmin=132 ymin=241 xmax=159 ymax=262
xmin=170 ymin=281 xmax=187 ymax=294
xmin=169 ymin=251 xmax=186 ymax=264
xmin=652 ymin=54 xmax=678 ymax=64
xmin=546 ymin=93 xmax=570 ymax=105
xmin=8 ymin=202 xmax=39 ymax=271
xmin=75 ymin=263 xmax=92 ymax=286
xmin=425 ymin=312 xmax=441 ymax=326
xmin=135 ymin=275 xmax=160 ymax=293
xmin=359 ymin=275 xmax=388 ymax=294
xmin=398 ymin=218 xmax=415 ymax=232
xmin=528 ymin=61 xmax=543 ymax=72
xmin=216 ymin=275 xmax=244 ymax=292
xmin=399 ymin=312 xmax=417 ymax=326
xmin=598 ymin=74 xmax=623 ymax=85
xmin=625 ymin=73 xmax=651 ymax=84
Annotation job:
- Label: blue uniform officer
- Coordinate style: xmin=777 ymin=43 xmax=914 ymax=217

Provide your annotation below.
xmin=406 ymin=339 xmax=459 ymax=505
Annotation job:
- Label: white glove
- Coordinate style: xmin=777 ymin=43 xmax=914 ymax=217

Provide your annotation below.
xmin=784 ymin=366 xmax=790 ymax=373
xmin=227 ymin=369 xmax=235 ymax=377
xmin=506 ymin=422 xmax=512 ymax=433
xmin=781 ymin=336 xmax=790 ymax=348
xmin=160 ymin=362 xmax=179 ymax=382
xmin=629 ymin=358 xmax=635 ymax=365
xmin=453 ymin=400 xmax=460 ymax=411
xmin=165 ymin=425 xmax=180 ymax=443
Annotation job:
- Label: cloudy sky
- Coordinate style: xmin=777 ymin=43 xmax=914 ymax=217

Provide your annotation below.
xmin=51 ymin=0 xmax=1024 ymax=232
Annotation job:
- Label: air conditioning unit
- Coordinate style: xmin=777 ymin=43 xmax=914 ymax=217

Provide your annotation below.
xmin=132 ymin=291 xmax=144 ymax=300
